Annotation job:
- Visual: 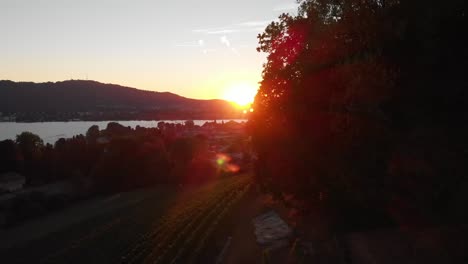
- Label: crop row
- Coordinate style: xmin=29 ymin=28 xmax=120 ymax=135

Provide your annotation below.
xmin=120 ymin=175 xmax=251 ymax=264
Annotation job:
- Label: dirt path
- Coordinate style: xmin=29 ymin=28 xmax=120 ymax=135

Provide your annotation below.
xmin=222 ymin=192 xmax=265 ymax=264
xmin=219 ymin=190 xmax=294 ymax=264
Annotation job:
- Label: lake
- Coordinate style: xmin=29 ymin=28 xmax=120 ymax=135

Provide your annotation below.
xmin=0 ymin=120 xmax=247 ymax=144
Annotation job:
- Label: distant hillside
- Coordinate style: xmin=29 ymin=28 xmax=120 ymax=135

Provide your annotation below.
xmin=0 ymin=80 xmax=239 ymax=120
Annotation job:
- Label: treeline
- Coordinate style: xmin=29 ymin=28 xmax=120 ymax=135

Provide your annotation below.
xmin=0 ymin=122 xmax=239 ymax=194
xmin=251 ymin=0 xmax=468 ymax=231
xmin=0 ymin=121 xmax=248 ymax=226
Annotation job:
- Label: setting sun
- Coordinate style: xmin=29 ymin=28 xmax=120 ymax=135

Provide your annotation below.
xmin=223 ymin=82 xmax=258 ymax=107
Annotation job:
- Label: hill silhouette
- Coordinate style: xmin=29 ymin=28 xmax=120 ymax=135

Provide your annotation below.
xmin=0 ymin=80 xmax=238 ymax=120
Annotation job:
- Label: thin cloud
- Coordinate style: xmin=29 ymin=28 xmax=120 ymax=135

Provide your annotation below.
xmin=220 ymin=36 xmax=231 ymax=47
xmin=192 ymin=20 xmax=272 ymax=35
xmin=192 ymin=29 xmax=209 ymax=33
xmin=192 ymin=26 xmax=233 ymax=34
xmin=237 ymin=20 xmax=271 ymax=27
xmin=175 ymin=40 xmax=204 ymax=47
xmin=202 ymin=48 xmax=216 ymax=55
xmin=175 ymin=43 xmax=199 ymax=47
xmin=231 ymin=47 xmax=240 ymax=56
xmin=248 ymin=27 xmax=266 ymax=33
xmin=207 ymin=29 xmax=239 ymax=35
xmin=273 ymin=3 xmax=299 ymax=11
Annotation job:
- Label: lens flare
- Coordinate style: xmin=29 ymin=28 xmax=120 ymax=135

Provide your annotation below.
xmin=215 ymin=153 xmax=240 ymax=173
xmin=216 ymin=153 xmax=231 ymax=167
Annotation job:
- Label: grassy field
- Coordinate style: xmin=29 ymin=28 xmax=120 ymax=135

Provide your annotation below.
xmin=1 ymin=174 xmax=252 ymax=264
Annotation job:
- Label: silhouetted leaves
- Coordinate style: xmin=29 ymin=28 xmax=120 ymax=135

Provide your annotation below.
xmin=251 ymin=0 xmax=468 ymax=229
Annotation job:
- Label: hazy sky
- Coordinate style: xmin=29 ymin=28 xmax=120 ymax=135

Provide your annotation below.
xmin=1 ymin=0 xmax=298 ymax=100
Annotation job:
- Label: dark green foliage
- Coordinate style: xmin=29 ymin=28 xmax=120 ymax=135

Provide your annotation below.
xmin=0 ymin=139 xmax=19 ymax=173
xmin=251 ymin=0 xmax=468 ymax=229
xmin=16 ymin=131 xmax=44 ymax=159
xmin=0 ymin=121 xmax=245 ymax=194
xmin=1 ymin=121 xmax=249 ymax=225
xmin=85 ymin=125 xmax=100 ymax=143
xmin=15 ymin=132 xmax=45 ymax=185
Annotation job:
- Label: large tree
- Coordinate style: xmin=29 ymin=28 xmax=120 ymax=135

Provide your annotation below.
xmin=15 ymin=132 xmax=44 ymax=184
xmin=0 ymin=140 xmax=19 ymax=173
xmin=251 ymin=0 xmax=468 ymax=224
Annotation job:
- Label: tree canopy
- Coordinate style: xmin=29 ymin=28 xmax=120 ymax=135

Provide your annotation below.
xmin=251 ymin=0 xmax=468 ymax=227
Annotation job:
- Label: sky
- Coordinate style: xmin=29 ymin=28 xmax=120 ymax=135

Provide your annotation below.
xmin=0 ymin=0 xmax=299 ymax=101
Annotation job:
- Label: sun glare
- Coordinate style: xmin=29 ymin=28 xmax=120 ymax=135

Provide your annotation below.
xmin=223 ymin=82 xmax=258 ymax=107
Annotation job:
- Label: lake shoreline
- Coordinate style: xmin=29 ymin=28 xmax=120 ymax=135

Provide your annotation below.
xmin=0 ymin=119 xmax=246 ymax=124
xmin=0 ymin=119 xmax=247 ymax=144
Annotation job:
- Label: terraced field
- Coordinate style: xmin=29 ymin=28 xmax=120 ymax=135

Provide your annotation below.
xmin=1 ymin=174 xmax=252 ymax=264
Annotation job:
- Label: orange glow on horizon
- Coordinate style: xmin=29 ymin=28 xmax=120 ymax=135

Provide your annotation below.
xmin=222 ymin=82 xmax=258 ymax=108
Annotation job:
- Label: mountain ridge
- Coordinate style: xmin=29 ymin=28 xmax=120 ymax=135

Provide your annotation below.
xmin=0 ymin=80 xmax=239 ymax=121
